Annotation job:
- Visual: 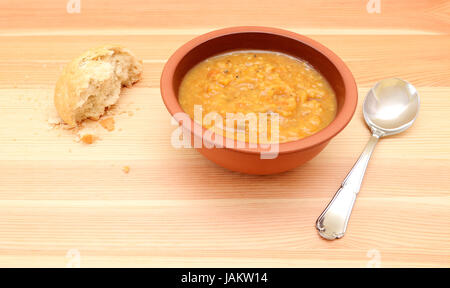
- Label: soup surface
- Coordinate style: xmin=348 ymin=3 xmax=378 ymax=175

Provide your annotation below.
xmin=178 ymin=51 xmax=337 ymax=143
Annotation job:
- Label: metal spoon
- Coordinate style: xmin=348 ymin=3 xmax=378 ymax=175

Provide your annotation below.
xmin=316 ymin=78 xmax=420 ymax=240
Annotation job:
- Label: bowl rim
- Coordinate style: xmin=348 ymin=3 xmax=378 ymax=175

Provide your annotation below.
xmin=161 ymin=26 xmax=358 ymax=155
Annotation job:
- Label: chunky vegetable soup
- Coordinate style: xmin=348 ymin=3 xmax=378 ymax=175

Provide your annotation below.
xmin=179 ymin=51 xmax=337 ymax=143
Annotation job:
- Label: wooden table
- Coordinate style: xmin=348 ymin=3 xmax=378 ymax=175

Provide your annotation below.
xmin=0 ymin=0 xmax=449 ymax=268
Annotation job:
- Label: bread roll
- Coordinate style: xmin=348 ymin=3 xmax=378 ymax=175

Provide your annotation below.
xmin=54 ymin=45 xmax=143 ymax=126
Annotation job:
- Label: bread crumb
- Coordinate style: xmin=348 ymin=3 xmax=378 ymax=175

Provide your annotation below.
xmin=122 ymin=166 xmax=130 ymax=174
xmin=99 ymin=117 xmax=115 ymax=131
xmin=80 ymin=134 xmax=95 ymax=144
xmin=77 ymin=128 xmax=97 ymax=144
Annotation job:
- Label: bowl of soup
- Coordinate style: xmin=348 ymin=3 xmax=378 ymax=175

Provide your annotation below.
xmin=161 ymin=26 xmax=357 ymax=174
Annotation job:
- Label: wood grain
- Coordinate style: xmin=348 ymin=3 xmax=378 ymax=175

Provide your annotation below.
xmin=0 ymin=0 xmax=449 ymax=267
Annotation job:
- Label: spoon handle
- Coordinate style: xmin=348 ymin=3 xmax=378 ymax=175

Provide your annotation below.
xmin=316 ymin=132 xmax=381 ymax=240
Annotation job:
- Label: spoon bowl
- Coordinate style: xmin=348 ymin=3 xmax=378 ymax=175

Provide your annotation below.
xmin=364 ymin=78 xmax=420 ymax=136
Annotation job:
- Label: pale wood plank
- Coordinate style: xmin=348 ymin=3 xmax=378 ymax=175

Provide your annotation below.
xmin=0 ymin=0 xmax=449 ymax=34
xmin=0 ymin=35 xmax=448 ymax=87
xmin=0 ymin=198 xmax=448 ymax=267
xmin=0 ymin=84 xmax=449 ymax=267
xmin=0 ymin=0 xmax=449 ymax=268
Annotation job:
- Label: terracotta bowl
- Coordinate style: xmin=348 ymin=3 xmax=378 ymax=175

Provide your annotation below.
xmin=161 ymin=26 xmax=357 ymax=175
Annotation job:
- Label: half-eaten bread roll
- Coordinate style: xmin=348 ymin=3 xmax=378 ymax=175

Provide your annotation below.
xmin=54 ymin=45 xmax=143 ymax=126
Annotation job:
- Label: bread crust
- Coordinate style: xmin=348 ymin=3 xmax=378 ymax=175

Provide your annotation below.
xmin=54 ymin=45 xmax=143 ymax=126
